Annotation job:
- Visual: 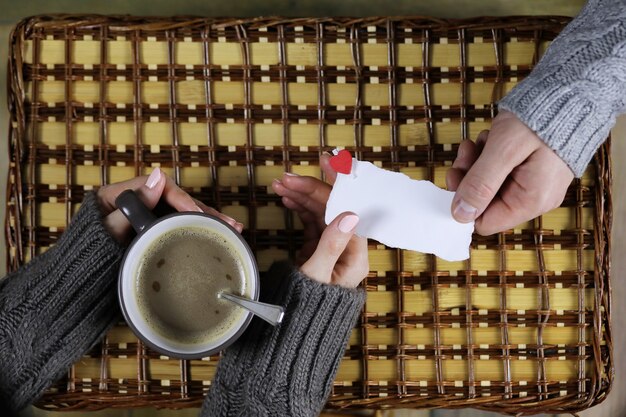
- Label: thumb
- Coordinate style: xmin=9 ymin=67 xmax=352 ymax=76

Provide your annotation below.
xmin=105 ymin=168 xmax=167 ymax=241
xmin=133 ymin=167 xmax=167 ymax=209
xmin=451 ymin=158 xmax=508 ymax=224
xmin=451 ymin=111 xmax=543 ymax=224
xmin=300 ymin=212 xmax=359 ymax=284
xmin=451 ymin=134 xmax=533 ymax=224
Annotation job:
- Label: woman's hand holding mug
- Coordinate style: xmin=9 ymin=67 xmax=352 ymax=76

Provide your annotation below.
xmin=97 ymin=167 xmax=242 ymax=243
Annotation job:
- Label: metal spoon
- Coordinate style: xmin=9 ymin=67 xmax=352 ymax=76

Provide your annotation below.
xmin=218 ymin=292 xmax=285 ymax=326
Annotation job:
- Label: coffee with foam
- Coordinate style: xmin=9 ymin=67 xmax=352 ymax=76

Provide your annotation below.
xmin=134 ymin=227 xmax=247 ymax=347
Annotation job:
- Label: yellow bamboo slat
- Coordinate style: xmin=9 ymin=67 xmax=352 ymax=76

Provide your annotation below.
xmin=24 ymin=39 xmax=547 ymax=67
xmin=29 ymin=79 xmax=522 ymax=108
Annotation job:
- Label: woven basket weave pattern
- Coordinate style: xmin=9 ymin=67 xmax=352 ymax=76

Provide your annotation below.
xmin=6 ymin=15 xmax=612 ymax=415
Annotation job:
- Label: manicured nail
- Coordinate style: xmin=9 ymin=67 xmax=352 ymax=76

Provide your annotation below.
xmin=145 ymin=167 xmax=161 ymax=189
xmin=338 ymin=214 xmax=359 ymax=233
xmin=285 ymin=172 xmax=299 ymax=176
xmin=453 ymin=199 xmax=477 ymax=222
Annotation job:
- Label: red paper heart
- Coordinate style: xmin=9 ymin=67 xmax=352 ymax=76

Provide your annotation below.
xmin=330 ymin=150 xmax=353 ymax=175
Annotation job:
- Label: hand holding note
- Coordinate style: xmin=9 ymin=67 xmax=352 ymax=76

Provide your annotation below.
xmin=271 ymin=157 xmax=369 ymax=289
xmin=324 ymin=150 xmax=474 ymax=261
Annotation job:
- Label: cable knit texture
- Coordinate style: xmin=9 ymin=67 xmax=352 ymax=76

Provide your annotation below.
xmin=202 ymin=261 xmax=366 ymax=417
xmin=0 ymin=198 xmax=365 ymax=416
xmin=0 ymin=193 xmax=124 ymax=415
xmin=499 ymin=0 xmax=626 ymax=177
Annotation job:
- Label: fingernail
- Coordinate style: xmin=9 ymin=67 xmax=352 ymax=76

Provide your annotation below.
xmin=322 ymin=151 xmax=332 ymax=156
xmin=285 ymin=172 xmax=299 ymax=176
xmin=273 ymin=178 xmax=282 ymax=185
xmin=453 ymin=199 xmax=477 ymax=222
xmin=338 ymin=214 xmax=359 ymax=233
xmin=193 ymin=204 xmax=204 ymax=213
xmin=145 ymin=167 xmax=161 ymax=189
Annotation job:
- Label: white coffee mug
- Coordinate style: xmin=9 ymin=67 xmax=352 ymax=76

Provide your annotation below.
xmin=116 ymin=189 xmax=259 ymax=359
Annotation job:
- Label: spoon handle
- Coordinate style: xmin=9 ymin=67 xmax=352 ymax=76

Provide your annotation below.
xmin=219 ymin=292 xmax=285 ymax=326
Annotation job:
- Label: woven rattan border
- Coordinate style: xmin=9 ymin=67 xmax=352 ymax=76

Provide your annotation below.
xmin=5 ymin=15 xmax=613 ymax=415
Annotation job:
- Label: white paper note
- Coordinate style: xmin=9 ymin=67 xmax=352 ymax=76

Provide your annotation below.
xmin=325 ymin=158 xmax=474 ymax=261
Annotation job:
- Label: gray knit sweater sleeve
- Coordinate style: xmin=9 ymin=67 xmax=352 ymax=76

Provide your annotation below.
xmin=0 ymin=193 xmax=125 ymax=415
xmin=498 ymin=0 xmax=626 ymax=177
xmin=201 ymin=261 xmax=366 ymax=417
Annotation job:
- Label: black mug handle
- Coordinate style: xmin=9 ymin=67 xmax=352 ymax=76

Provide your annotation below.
xmin=115 ymin=190 xmax=158 ymax=233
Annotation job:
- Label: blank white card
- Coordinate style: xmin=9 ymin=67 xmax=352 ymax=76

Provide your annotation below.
xmin=325 ymin=158 xmax=474 ymax=261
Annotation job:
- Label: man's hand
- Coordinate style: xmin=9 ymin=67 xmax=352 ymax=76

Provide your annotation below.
xmin=447 ymin=111 xmax=574 ymax=235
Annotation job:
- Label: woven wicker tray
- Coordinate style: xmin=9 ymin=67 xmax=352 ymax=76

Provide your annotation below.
xmin=6 ymin=15 xmax=612 ymax=415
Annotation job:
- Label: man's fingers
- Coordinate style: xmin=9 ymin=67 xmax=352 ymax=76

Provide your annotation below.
xmin=474 ymin=148 xmax=573 ymax=235
xmin=473 ymin=174 xmax=545 ymax=235
xmin=451 ymin=153 xmax=514 ymax=224
xmin=300 ymin=212 xmax=359 ymax=285
xmin=474 ymin=196 xmax=532 ymax=236
xmin=446 ymin=139 xmax=481 ymax=191
xmin=451 ymin=139 xmax=479 ymax=171
xmin=451 ymin=120 xmax=538 ymax=224
xmin=476 ymin=129 xmax=489 ymax=148
xmin=445 ymin=168 xmax=465 ymax=192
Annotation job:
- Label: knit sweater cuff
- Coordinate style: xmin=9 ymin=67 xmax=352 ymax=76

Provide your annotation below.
xmin=284 ymin=269 xmax=366 ymax=340
xmin=259 ymin=262 xmax=366 ymax=344
xmin=255 ymin=266 xmax=366 ymax=415
xmin=498 ymin=79 xmax=610 ymax=177
xmin=497 ymin=0 xmax=626 ymax=177
xmin=202 ymin=262 xmax=366 ymax=417
xmin=0 ymin=192 xmax=125 ymax=413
